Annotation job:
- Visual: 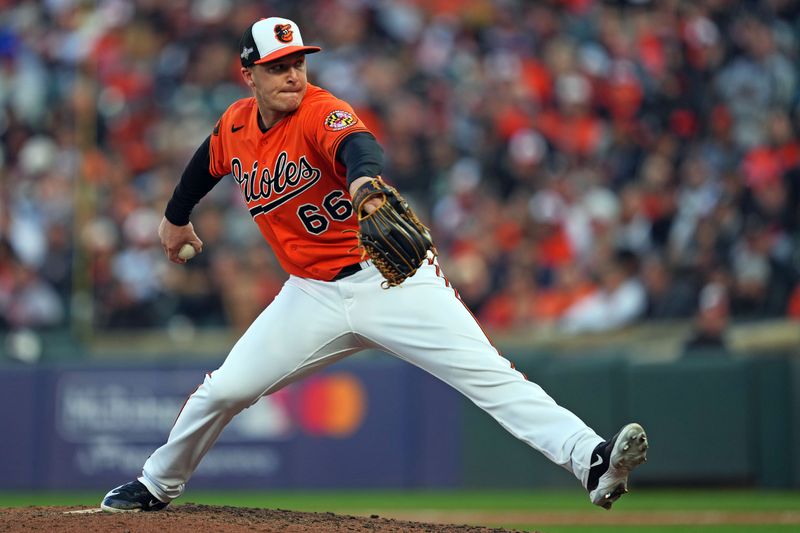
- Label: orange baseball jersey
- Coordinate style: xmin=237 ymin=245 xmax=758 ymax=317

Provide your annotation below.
xmin=208 ymin=84 xmax=370 ymax=280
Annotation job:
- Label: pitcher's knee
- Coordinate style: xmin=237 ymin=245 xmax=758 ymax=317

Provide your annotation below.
xmin=202 ymin=379 xmax=261 ymax=412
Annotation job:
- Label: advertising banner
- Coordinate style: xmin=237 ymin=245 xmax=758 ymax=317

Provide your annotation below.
xmin=1 ymin=357 xmax=461 ymax=489
xmin=0 ymin=368 xmax=38 ymax=488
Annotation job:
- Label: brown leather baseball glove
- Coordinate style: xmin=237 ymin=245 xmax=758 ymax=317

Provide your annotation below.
xmin=350 ymin=177 xmax=435 ymax=288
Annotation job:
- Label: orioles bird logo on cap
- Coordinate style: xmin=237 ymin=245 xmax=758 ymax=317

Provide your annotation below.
xmin=274 ymin=24 xmax=293 ymax=43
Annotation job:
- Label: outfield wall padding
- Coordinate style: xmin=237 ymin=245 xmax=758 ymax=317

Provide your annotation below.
xmin=462 ymin=352 xmax=798 ymax=489
xmin=0 ymin=350 xmax=797 ymax=489
xmin=0 ymin=358 xmax=462 ymax=490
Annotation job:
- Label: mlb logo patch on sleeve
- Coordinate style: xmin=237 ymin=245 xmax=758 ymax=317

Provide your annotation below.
xmin=324 ymin=110 xmax=358 ymax=132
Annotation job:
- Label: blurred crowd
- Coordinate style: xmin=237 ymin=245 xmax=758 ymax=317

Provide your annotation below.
xmin=1 ymin=0 xmax=800 ymax=341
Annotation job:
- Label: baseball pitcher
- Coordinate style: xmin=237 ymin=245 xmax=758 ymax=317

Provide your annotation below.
xmin=101 ymin=16 xmax=647 ymax=513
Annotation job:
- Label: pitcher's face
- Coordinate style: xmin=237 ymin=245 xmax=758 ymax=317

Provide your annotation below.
xmin=242 ymin=52 xmax=308 ymax=126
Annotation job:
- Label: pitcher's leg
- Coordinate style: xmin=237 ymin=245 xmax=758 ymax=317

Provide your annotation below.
xmin=141 ymin=278 xmax=357 ymax=501
xmin=353 ymin=262 xmax=603 ymax=487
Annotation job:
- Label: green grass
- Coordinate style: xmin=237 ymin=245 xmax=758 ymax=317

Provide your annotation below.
xmin=524 ymin=524 xmax=797 ymax=533
xmin=2 ymin=488 xmax=799 ymax=532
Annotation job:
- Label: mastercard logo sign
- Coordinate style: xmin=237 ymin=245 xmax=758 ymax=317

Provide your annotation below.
xmin=295 ymin=373 xmax=366 ymax=437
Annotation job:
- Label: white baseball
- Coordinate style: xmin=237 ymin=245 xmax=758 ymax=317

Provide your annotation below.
xmin=178 ymin=243 xmax=197 ymax=261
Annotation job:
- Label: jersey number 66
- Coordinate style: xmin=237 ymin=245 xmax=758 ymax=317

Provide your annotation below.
xmin=296 ymin=190 xmax=354 ymax=235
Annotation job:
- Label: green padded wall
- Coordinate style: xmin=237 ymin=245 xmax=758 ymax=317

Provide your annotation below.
xmin=462 ymin=353 xmax=798 ymax=488
xmin=627 ymin=357 xmax=754 ymax=483
xmin=750 ymin=355 xmax=793 ymax=487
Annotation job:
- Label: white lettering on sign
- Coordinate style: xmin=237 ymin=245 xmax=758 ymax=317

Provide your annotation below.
xmin=56 ymin=372 xmax=293 ymax=442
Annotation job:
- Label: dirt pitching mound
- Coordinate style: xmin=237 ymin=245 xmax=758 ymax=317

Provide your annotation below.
xmin=2 ymin=503 xmax=530 ymax=532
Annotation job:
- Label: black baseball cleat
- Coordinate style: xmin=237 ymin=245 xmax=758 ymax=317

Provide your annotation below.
xmin=587 ymin=422 xmax=648 ymax=510
xmin=101 ymin=480 xmax=169 ymax=512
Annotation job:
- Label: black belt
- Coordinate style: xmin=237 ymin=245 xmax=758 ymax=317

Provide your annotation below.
xmin=331 ymin=261 xmax=368 ymax=281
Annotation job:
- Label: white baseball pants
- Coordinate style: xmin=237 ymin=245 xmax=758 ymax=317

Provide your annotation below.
xmin=140 ymin=260 xmax=603 ymax=501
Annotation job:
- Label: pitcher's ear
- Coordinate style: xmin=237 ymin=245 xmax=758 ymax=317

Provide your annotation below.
xmin=240 ymin=67 xmax=255 ymax=89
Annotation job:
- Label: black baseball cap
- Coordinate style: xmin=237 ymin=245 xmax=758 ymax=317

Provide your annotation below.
xmin=239 ymin=17 xmax=321 ymax=67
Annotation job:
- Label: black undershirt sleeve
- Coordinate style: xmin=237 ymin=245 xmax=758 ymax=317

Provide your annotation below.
xmin=164 ymin=135 xmax=220 ymax=226
xmin=336 ymin=132 xmax=384 ymax=186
